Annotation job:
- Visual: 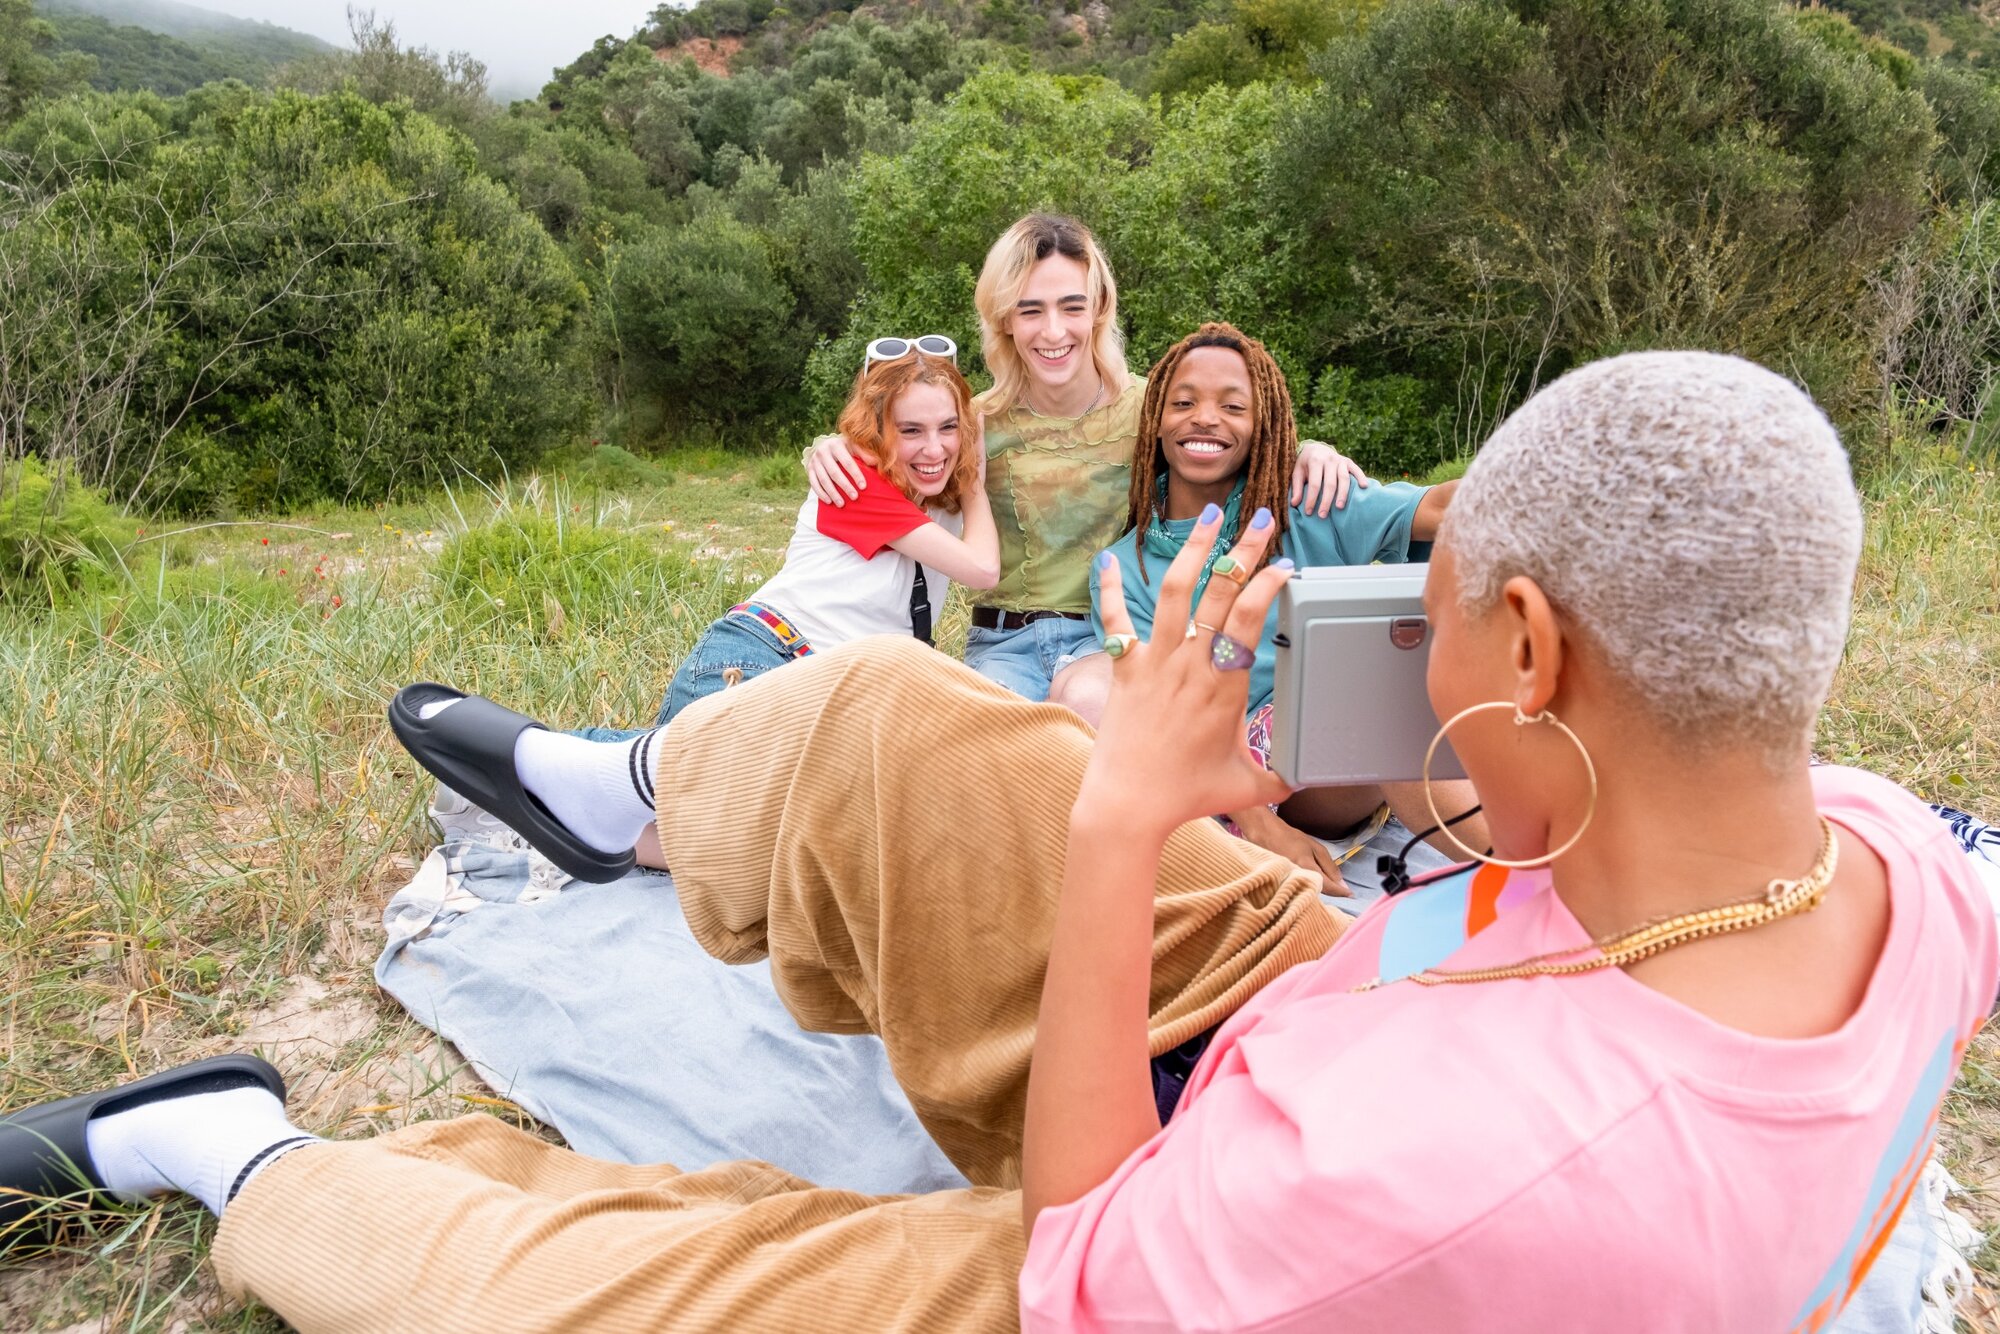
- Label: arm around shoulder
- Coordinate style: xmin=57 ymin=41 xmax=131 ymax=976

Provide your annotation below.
xmin=889 ymin=485 xmax=1000 ymax=588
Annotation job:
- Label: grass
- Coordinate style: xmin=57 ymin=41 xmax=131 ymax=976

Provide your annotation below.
xmin=0 ymin=439 xmax=1997 ymax=1329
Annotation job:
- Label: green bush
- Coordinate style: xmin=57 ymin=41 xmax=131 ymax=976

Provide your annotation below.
xmin=434 ymin=507 xmax=702 ymax=638
xmin=550 ymin=442 xmax=671 ymax=491
xmin=0 ymin=89 xmax=593 ymax=512
xmin=1105 ymin=80 xmax=1312 ymax=371
xmin=1275 ymin=0 xmax=1938 ymax=431
xmin=755 ymin=452 xmax=804 ymax=490
xmin=1878 ymin=199 xmax=2000 ymax=453
xmin=0 ymin=457 xmax=135 ymax=603
xmin=1299 ymin=367 xmax=1445 ymax=479
xmin=605 ymin=210 xmax=812 ymax=427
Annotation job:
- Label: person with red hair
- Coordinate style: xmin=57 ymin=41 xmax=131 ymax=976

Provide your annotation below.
xmin=656 ymin=339 xmax=996 ymax=724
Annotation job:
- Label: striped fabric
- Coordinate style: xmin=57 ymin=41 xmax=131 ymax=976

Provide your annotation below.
xmin=215 ymin=637 xmax=1343 ymax=1331
xmin=728 ymin=601 xmax=813 ymax=657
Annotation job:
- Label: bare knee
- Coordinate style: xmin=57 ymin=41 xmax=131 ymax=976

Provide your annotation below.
xmin=1046 ymin=653 xmax=1113 ymax=728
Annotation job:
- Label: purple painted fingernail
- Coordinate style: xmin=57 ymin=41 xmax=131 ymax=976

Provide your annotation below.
xmin=1200 ymin=503 xmax=1221 ymax=525
xmin=1095 ymin=550 xmax=1115 ymax=571
xmin=1274 ymin=558 xmax=1295 ymax=571
xmin=1250 ymin=507 xmax=1272 ymax=530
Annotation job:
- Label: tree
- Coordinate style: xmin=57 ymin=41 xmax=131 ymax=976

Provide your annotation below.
xmin=0 ymin=0 xmax=91 ymax=122
xmin=1275 ymin=0 xmax=1939 ymax=434
xmin=605 ymin=209 xmax=810 ymax=426
xmin=0 ymin=88 xmax=591 ymax=510
xmin=274 ymin=7 xmax=490 ymax=132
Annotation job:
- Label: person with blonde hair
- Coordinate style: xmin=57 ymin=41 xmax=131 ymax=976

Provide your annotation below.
xmin=808 ymin=212 xmax=1366 ymax=715
xmin=6 ymin=353 xmax=1989 ymax=1333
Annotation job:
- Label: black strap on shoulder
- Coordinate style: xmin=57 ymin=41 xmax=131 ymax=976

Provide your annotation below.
xmin=909 ymin=564 xmax=934 ymax=645
xmin=1378 ymin=804 xmax=1487 ymax=895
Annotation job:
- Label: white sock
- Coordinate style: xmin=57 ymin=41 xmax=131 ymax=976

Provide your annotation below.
xmin=418 ymin=699 xmax=659 ymax=856
xmin=514 ymin=728 xmax=660 ymax=855
xmin=84 ymin=1082 xmax=319 ymax=1215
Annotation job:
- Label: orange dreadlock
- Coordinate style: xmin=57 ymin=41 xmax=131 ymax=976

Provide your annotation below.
xmin=1127 ymin=322 xmax=1298 ymax=585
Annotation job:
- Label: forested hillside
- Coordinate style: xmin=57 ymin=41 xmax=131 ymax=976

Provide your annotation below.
xmin=4 ymin=0 xmax=2000 ymax=527
xmin=1822 ymin=0 xmax=2000 ymax=63
xmin=38 ymin=0 xmax=329 ymax=94
xmin=39 ymin=0 xmax=327 ymax=51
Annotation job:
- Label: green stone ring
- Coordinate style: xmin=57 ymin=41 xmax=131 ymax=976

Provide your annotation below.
xmin=1103 ymin=632 xmax=1138 ymax=660
xmin=1211 ymin=554 xmax=1251 ymax=587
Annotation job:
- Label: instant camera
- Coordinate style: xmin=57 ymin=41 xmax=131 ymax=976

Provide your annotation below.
xmin=1267 ymin=564 xmax=1466 ymax=788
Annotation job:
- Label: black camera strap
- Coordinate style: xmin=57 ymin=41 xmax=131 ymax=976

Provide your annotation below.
xmin=909 ymin=563 xmax=934 ymax=645
xmin=1378 ymin=804 xmax=1487 ymax=895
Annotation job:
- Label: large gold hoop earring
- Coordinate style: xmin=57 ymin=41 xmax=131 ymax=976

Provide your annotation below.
xmin=1421 ymin=701 xmax=1598 ymax=870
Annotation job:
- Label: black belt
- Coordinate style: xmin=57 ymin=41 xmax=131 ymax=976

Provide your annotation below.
xmin=970 ymin=607 xmax=1089 ymax=631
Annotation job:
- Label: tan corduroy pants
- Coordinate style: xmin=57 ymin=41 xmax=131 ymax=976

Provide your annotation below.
xmin=215 ymin=637 xmax=1344 ymax=1333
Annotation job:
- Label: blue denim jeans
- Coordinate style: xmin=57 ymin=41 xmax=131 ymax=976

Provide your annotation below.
xmin=963 ymin=616 xmax=1101 ymax=702
xmin=573 ymin=614 xmax=797 ymax=743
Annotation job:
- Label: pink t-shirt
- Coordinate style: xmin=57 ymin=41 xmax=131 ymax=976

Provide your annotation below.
xmin=1020 ymin=767 xmax=1997 ymax=1332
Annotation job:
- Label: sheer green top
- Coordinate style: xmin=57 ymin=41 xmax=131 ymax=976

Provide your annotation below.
xmin=977 ymin=376 xmax=1146 ymax=614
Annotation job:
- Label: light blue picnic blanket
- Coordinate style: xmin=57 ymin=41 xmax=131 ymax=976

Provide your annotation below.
xmin=373 ymin=805 xmax=1437 ymax=1193
xmin=375 ymin=800 xmax=2000 ymax=1331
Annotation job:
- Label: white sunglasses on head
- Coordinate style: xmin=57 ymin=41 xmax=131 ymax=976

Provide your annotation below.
xmin=864 ymin=335 xmax=957 ymax=370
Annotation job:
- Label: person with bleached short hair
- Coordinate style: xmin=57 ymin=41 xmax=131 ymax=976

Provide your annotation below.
xmin=4 ymin=352 xmax=1990 ymax=1334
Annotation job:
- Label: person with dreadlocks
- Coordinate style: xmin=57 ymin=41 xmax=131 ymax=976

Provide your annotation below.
xmin=804 ymin=215 xmax=1368 ymax=721
xmin=7 ymin=354 xmax=1984 ymax=1334
xmin=1090 ymin=323 xmax=1472 ymax=896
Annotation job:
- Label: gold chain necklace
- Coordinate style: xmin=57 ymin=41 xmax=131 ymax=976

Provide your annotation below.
xmin=1353 ymin=818 xmax=1838 ymax=991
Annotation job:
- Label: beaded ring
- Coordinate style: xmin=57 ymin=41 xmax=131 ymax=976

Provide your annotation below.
xmin=1210 ymin=633 xmax=1255 ymax=672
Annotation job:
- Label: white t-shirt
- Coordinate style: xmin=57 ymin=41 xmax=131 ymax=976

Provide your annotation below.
xmin=751 ymin=462 xmax=960 ymax=651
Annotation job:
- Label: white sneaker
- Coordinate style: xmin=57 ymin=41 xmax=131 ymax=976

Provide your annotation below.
xmin=430 ymin=783 xmax=529 ymax=851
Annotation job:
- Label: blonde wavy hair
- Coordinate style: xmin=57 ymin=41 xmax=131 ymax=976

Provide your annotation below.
xmin=971 ymin=213 xmax=1131 ymax=418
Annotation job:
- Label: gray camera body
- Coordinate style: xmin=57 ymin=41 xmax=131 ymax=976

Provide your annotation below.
xmin=1268 ymin=564 xmax=1465 ymax=788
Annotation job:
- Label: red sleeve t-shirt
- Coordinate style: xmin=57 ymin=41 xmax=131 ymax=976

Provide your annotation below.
xmin=815 ymin=463 xmax=928 ymax=558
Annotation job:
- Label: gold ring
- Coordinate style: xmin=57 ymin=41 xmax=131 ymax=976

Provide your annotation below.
xmin=1211 ymin=554 xmax=1251 ymax=587
xmin=1185 ymin=620 xmax=1222 ymax=639
xmin=1103 ymin=633 xmax=1138 ymax=660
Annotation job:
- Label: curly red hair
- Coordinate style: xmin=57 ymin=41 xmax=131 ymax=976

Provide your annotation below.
xmin=836 ymin=352 xmax=983 ymax=514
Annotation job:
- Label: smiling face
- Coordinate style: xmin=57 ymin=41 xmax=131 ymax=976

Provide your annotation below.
xmin=1158 ymin=345 xmax=1255 ymax=489
xmin=889 ymin=380 xmax=963 ymax=499
xmin=1006 ymin=253 xmax=1096 ymax=399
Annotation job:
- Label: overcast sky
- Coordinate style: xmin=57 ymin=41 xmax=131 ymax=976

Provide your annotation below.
xmin=196 ymin=0 xmax=663 ymax=99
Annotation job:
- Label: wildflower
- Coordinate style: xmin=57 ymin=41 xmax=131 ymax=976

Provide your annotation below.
xmin=332 ymin=595 xmax=343 ymax=608
xmin=261 ymin=538 xmax=269 ymax=546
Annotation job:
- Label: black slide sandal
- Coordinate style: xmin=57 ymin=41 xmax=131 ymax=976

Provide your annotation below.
xmin=388 ymin=682 xmax=638 ymax=884
xmin=0 ymin=1054 xmax=285 ymax=1242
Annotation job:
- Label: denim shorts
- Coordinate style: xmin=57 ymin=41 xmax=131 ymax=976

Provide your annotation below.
xmin=963 ymin=617 xmax=1102 ymax=702
xmin=656 ymin=613 xmax=799 ymax=725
